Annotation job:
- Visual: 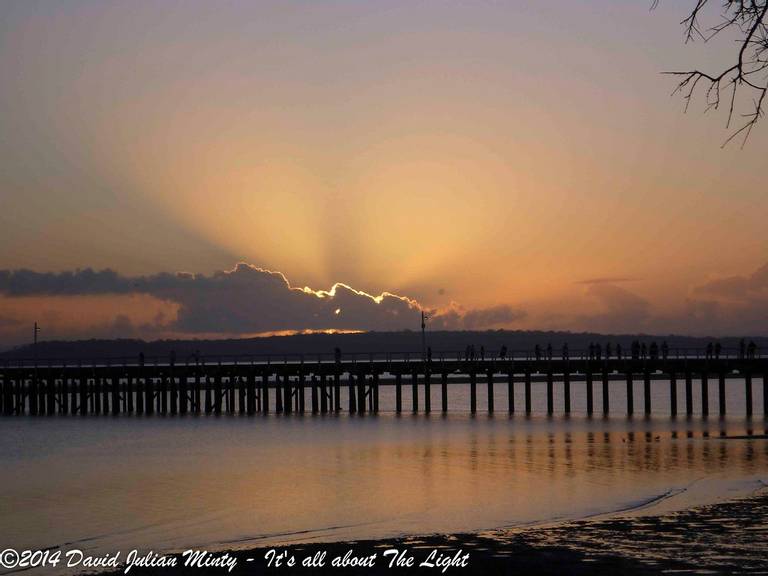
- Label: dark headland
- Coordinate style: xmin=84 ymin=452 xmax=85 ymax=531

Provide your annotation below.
xmin=3 ymin=330 xmax=767 ymax=360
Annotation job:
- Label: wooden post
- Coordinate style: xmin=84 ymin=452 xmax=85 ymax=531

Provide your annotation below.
xmin=275 ymin=372 xmax=284 ymax=414
xmin=373 ymin=372 xmax=380 ymax=413
xmin=214 ymin=367 xmax=223 ymax=415
xmin=0 ymin=364 xmax=4 ymax=416
xmin=745 ymin=369 xmax=753 ymax=417
xmin=320 ymin=374 xmax=328 ymax=413
xmin=120 ymin=366 xmax=127 ymax=414
xmin=204 ymin=370 xmax=213 ymax=414
xmin=111 ymin=368 xmax=120 ymax=415
xmin=334 ymin=372 xmax=341 ymax=412
xmin=137 ymin=363 xmax=145 ymax=415
xmin=122 ymin=367 xmax=130 ymax=414
xmin=701 ymin=369 xmax=709 ymax=416
xmin=94 ymin=371 xmax=102 ymax=415
xmin=367 ymin=374 xmax=373 ymax=412
xmin=47 ymin=368 xmax=55 ymax=415
xmin=524 ymin=369 xmax=532 ymax=414
xmin=602 ymin=366 xmax=609 ymax=415
xmin=670 ymin=370 xmax=677 ymax=416
xmin=486 ymin=369 xmax=494 ymax=413
xmin=763 ymin=361 xmax=768 ymax=417
xmin=470 ymin=371 xmax=477 ymax=414
xmin=62 ymin=366 xmax=70 ymax=415
xmin=643 ymin=368 xmax=651 ymax=415
xmin=101 ymin=373 xmax=109 ymax=415
xmin=626 ymin=366 xmax=634 ymax=415
xmin=238 ymin=372 xmax=246 ymax=414
xmin=685 ymin=369 xmax=693 ymax=415
xmin=262 ymin=372 xmax=270 ymax=414
xmin=395 ymin=372 xmax=402 ymax=413
xmin=424 ymin=370 xmax=431 ymax=413
xmin=228 ymin=370 xmax=236 ymax=414
xmin=169 ymin=364 xmax=178 ymax=416
xmin=179 ymin=366 xmax=188 ymax=415
xmin=586 ymin=369 xmax=594 ymax=415
xmin=546 ymin=368 xmax=553 ymax=415
xmin=159 ymin=368 xmax=167 ymax=415
xmin=718 ymin=370 xmax=726 ymax=416
xmin=30 ymin=367 xmax=38 ymax=416
xmin=356 ymin=372 xmax=365 ymax=414
xmin=563 ymin=364 xmax=570 ymax=414
xmin=193 ymin=363 xmax=201 ymax=414
xmin=411 ymin=371 xmax=419 ymax=413
xmin=284 ymin=373 xmax=293 ymax=414
xmin=1 ymin=364 xmax=10 ymax=416
xmin=311 ymin=375 xmax=319 ymax=414
xmin=507 ymin=371 xmax=515 ymax=413
xmin=442 ymin=373 xmax=449 ymax=413
xmin=298 ymin=371 xmax=306 ymax=413
xmin=79 ymin=366 xmax=88 ymax=415
xmin=348 ymin=372 xmax=356 ymax=413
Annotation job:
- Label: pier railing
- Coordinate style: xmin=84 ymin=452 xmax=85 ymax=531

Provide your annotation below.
xmin=1 ymin=347 xmax=762 ymax=368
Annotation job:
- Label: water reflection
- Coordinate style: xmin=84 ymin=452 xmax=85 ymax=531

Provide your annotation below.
xmin=0 ymin=414 xmax=766 ymax=575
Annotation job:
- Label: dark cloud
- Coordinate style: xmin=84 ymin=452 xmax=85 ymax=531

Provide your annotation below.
xmin=430 ymin=303 xmax=526 ymax=330
xmin=693 ymin=262 xmax=768 ymax=300
xmin=0 ymin=263 xmax=525 ymax=335
xmin=577 ymin=283 xmax=651 ymax=333
xmin=685 ymin=261 xmax=768 ymax=334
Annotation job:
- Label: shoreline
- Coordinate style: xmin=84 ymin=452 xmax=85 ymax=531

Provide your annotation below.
xmin=94 ymin=488 xmax=768 ymax=576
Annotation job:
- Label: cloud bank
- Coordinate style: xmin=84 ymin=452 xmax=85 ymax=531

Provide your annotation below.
xmin=0 ymin=263 xmax=525 ymax=338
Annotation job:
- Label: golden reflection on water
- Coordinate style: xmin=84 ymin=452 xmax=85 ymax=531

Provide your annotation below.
xmin=0 ymin=414 xmax=766 ymax=569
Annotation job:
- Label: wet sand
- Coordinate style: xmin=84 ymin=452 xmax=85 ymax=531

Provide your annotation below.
xmin=102 ymin=489 xmax=768 ymax=575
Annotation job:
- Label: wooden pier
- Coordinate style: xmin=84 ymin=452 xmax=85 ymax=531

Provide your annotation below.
xmin=1 ymin=353 xmax=766 ymax=417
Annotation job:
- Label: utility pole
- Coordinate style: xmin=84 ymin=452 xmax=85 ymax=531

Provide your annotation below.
xmin=33 ymin=321 xmax=40 ymax=364
xmin=421 ymin=311 xmax=427 ymax=361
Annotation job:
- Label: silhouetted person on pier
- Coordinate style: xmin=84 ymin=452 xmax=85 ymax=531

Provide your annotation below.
xmin=606 ymin=342 xmax=612 ymax=359
xmin=588 ymin=343 xmax=594 ymax=360
xmin=641 ymin=342 xmax=647 ymax=359
xmin=499 ymin=345 xmax=507 ymax=360
xmin=334 ymin=347 xmax=342 ymax=364
xmin=748 ymin=340 xmax=757 ymax=359
xmin=534 ymin=344 xmax=542 ymax=361
xmin=715 ymin=342 xmax=722 ymax=359
xmin=595 ymin=343 xmax=602 ymax=361
xmin=661 ymin=341 xmax=669 ymax=360
xmin=650 ymin=342 xmax=659 ymax=360
xmin=631 ymin=341 xmax=639 ymax=360
xmin=480 ymin=346 xmax=485 ymax=361
xmin=139 ymin=352 xmax=145 ymax=366
xmin=470 ymin=345 xmax=476 ymax=361
xmin=562 ymin=343 xmax=569 ymax=360
xmin=546 ymin=343 xmax=553 ymax=360
xmin=739 ymin=338 xmax=746 ymax=359
xmin=706 ymin=342 xmax=713 ymax=359
xmin=616 ymin=343 xmax=622 ymax=360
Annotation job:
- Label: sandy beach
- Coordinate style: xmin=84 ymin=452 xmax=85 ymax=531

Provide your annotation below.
xmin=93 ymin=485 xmax=768 ymax=576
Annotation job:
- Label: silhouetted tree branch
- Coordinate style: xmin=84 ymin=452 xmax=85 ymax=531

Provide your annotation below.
xmin=656 ymin=0 xmax=768 ymax=146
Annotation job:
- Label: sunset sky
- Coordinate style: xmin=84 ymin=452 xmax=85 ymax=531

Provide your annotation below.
xmin=1 ymin=0 xmax=766 ymax=346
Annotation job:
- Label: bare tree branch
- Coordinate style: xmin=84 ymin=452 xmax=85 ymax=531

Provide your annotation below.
xmin=656 ymin=1 xmax=768 ymax=146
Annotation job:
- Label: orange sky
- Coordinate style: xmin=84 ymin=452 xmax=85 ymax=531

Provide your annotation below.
xmin=0 ymin=1 xmax=766 ymax=346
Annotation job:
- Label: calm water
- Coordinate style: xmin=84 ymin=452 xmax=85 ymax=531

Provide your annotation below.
xmin=1 ymin=381 xmax=767 ymax=574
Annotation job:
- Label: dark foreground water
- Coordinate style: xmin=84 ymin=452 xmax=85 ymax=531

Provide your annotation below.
xmin=1 ymin=383 xmax=767 ymax=574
